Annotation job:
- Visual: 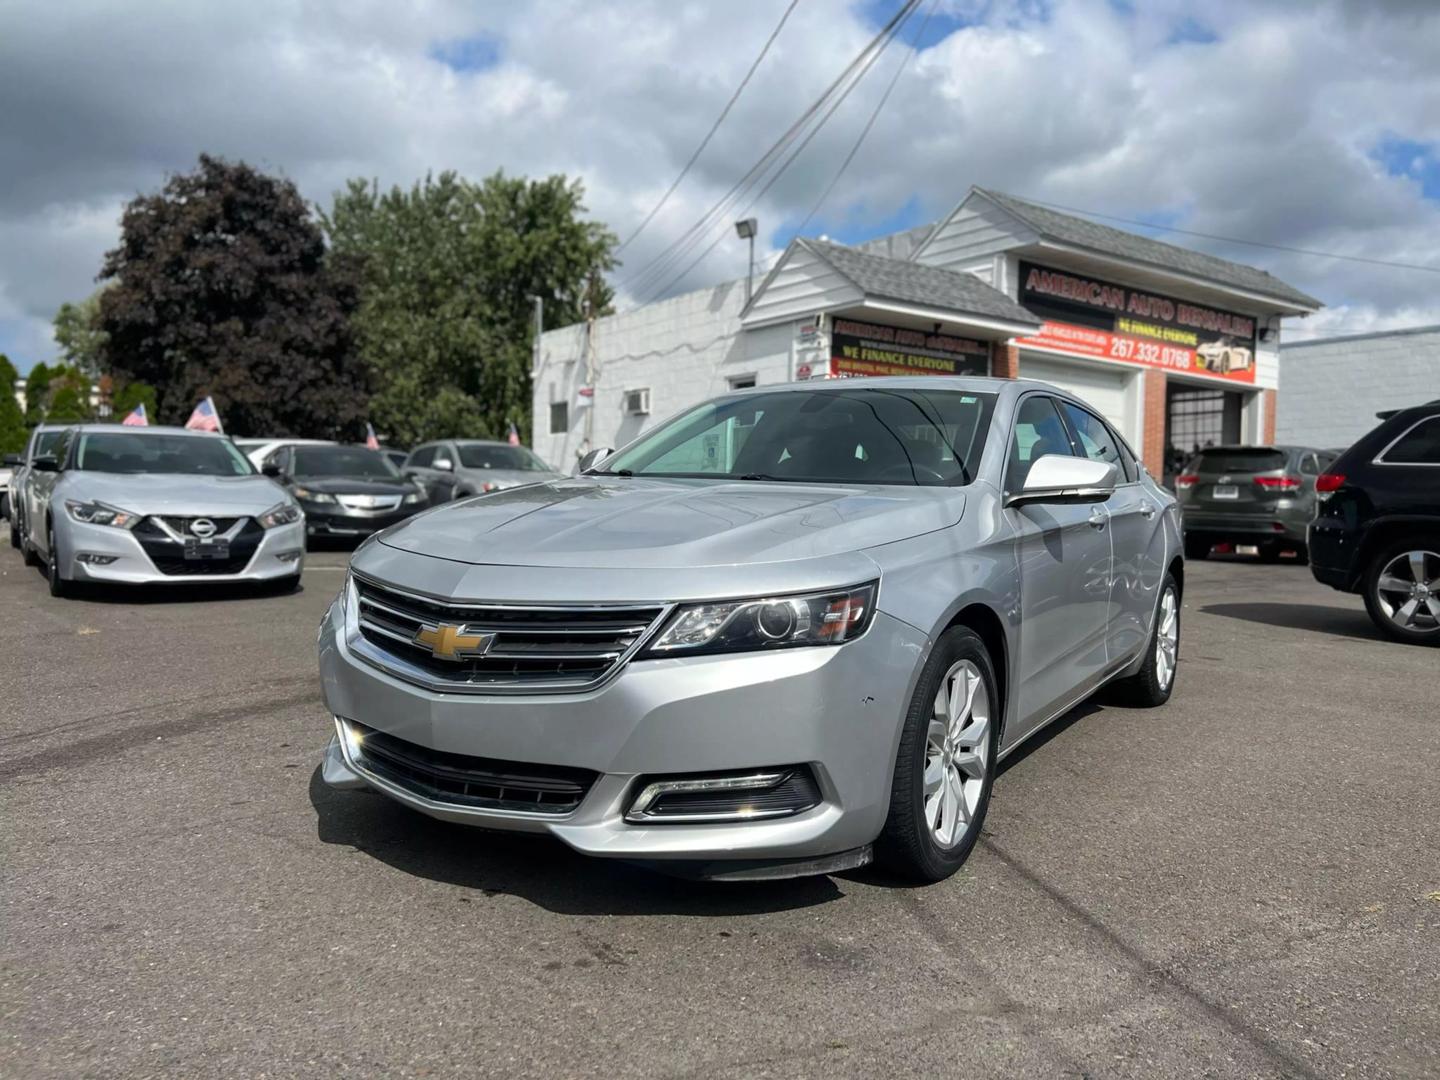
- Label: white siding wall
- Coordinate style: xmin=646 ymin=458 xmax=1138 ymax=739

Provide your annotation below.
xmin=912 ymin=199 xmax=1036 ymax=272
xmin=532 ymin=280 xmax=797 ymax=470
xmin=1277 ymin=327 xmax=1440 ymax=447
xmin=742 ymin=244 xmax=862 ymax=328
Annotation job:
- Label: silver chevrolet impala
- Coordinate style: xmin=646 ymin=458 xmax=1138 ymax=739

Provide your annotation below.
xmin=320 ymin=377 xmax=1183 ymax=882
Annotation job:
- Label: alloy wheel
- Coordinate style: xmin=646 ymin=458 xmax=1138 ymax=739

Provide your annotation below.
xmin=1155 ymin=586 xmax=1179 ymax=690
xmin=1374 ymin=549 xmax=1440 ymax=634
xmin=924 ymin=659 xmax=990 ymax=849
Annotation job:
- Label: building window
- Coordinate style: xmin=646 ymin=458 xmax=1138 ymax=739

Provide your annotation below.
xmin=549 ymin=401 xmax=569 ymax=434
xmin=728 ymin=374 xmax=757 ymax=390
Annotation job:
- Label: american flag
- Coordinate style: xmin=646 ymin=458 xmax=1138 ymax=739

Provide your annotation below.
xmin=184 ymin=396 xmax=223 ymax=433
xmin=121 ymin=403 xmax=148 ymax=427
xmin=365 ymin=422 xmax=380 ymax=450
xmin=506 ymin=422 xmax=520 ymax=446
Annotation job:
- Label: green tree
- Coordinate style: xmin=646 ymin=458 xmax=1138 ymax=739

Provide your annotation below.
xmin=53 ymin=291 xmax=109 ymax=378
xmin=0 ymin=355 xmax=26 ymax=455
xmin=111 ymin=379 xmax=157 ymax=422
xmin=98 ymin=154 xmax=367 ymax=437
xmin=323 ymin=170 xmax=615 ymax=446
xmin=23 ymin=361 xmax=51 ymax=426
xmin=43 ymin=365 xmax=93 ymax=422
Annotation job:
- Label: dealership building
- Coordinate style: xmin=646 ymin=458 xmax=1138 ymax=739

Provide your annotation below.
xmin=533 ymin=188 xmax=1322 ymax=477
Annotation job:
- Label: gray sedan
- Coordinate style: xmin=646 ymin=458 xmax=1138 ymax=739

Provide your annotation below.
xmin=18 ymin=425 xmax=305 ymax=597
xmin=402 ymin=439 xmax=560 ymax=501
xmin=319 ymin=378 xmax=1182 ymax=883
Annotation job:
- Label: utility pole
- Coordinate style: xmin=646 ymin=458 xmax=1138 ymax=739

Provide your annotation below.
xmin=735 ymin=218 xmax=758 ymax=305
xmin=583 ymin=271 xmax=599 ymax=455
xmin=529 ymin=295 xmax=543 ymax=374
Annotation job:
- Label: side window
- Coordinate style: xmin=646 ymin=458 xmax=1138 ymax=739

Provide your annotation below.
xmin=1381 ymin=417 xmax=1440 ymax=464
xmin=1298 ymin=453 xmax=1319 ymax=476
xmin=1058 ymin=402 xmax=1124 ymax=479
xmin=1115 ymin=436 xmax=1141 ymax=483
xmin=52 ymin=430 xmax=75 ymax=469
xmin=264 ymin=447 xmax=291 ymax=474
xmin=1006 ymin=396 xmax=1073 ymax=493
xmin=408 ymin=445 xmax=436 ymax=468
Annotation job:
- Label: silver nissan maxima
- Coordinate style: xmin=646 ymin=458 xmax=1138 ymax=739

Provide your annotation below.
xmin=19 ymin=425 xmax=305 ymax=596
xmin=320 ymin=377 xmax=1183 ymax=882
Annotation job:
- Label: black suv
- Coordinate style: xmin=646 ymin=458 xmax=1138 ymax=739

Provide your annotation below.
xmin=1309 ymin=402 xmax=1440 ymax=645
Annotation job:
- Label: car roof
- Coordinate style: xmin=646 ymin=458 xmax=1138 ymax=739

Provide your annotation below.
xmin=67 ymin=424 xmax=228 ymax=438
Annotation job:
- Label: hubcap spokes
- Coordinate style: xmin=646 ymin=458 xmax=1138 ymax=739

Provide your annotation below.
xmin=1155 ymin=587 xmax=1179 ymax=690
xmin=924 ymin=660 xmax=990 ymax=848
xmin=1376 ymin=550 xmax=1440 ymax=632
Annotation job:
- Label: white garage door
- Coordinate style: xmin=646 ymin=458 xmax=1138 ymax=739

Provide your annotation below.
xmin=1018 ymin=355 xmax=1135 ymax=443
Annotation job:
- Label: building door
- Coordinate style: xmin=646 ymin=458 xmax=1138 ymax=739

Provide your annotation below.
xmin=1165 ymin=384 xmax=1242 ymax=484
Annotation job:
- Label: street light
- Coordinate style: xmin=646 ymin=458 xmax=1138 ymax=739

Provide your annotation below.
xmin=735 ymin=218 xmax=758 ymax=305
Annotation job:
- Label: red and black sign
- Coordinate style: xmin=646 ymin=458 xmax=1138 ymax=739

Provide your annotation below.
xmin=830 ymin=318 xmax=989 ymax=378
xmin=1016 ymin=261 xmax=1259 ymax=383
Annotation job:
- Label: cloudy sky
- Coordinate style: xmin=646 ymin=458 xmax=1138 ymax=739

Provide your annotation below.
xmin=2 ymin=0 xmax=1438 ymax=373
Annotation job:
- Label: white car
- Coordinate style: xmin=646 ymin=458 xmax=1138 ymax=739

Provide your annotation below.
xmin=234 ymin=438 xmax=334 ymax=470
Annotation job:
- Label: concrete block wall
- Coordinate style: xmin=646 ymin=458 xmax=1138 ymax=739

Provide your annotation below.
xmin=1277 ymin=327 xmax=1440 ymax=448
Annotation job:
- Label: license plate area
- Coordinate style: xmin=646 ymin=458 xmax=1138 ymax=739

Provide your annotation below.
xmin=1212 ymin=485 xmax=1239 ymax=500
xmin=184 ymin=537 xmax=230 ymax=560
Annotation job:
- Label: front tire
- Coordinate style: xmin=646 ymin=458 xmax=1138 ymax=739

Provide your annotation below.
xmin=46 ymin=520 xmax=73 ymax=599
xmin=876 ymin=626 xmax=999 ymax=884
xmin=1111 ymin=572 xmax=1181 ymax=706
xmin=8 ymin=512 xmax=19 ymax=551
xmin=1362 ymin=540 xmax=1440 ymax=646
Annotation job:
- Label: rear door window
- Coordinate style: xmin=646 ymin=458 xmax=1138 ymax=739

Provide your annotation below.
xmin=1380 ymin=417 xmax=1440 ymax=464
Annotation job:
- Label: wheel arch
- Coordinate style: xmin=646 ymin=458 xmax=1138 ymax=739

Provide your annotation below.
xmin=1352 ymin=516 xmax=1440 ymax=590
xmin=941 ymin=602 xmax=1010 ymax=744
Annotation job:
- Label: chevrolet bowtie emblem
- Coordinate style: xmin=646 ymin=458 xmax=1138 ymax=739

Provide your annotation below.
xmin=412 ymin=623 xmax=494 ymax=662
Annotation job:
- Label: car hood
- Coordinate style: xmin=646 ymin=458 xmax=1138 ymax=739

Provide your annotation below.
xmin=57 ymin=472 xmax=291 ymax=515
xmin=377 ymin=475 xmax=964 ymax=570
xmin=457 ymin=467 xmax=561 ymax=488
xmin=292 ymin=476 xmax=416 ymax=495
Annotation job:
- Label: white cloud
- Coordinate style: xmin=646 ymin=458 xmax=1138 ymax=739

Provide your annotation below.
xmin=0 ymin=0 xmax=1438 ymax=371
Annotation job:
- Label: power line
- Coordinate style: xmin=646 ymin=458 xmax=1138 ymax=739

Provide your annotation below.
xmin=795 ymin=0 xmax=939 ymax=235
xmin=614 ymin=0 xmax=801 ymax=255
xmin=617 ymin=0 xmax=922 ymax=300
xmin=1020 ymin=196 xmax=1440 ymax=277
xmin=628 ymin=0 xmax=923 ymax=305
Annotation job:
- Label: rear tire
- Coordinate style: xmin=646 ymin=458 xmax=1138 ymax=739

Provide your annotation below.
xmin=875 ymin=626 xmax=999 ymax=884
xmin=1111 ymin=572 xmax=1181 ymax=707
xmin=1361 ymin=539 xmax=1440 ymax=647
xmin=1183 ymin=534 xmax=1210 ymax=560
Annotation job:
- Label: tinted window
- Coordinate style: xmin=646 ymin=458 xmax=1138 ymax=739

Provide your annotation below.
xmin=407 ymin=445 xmax=436 ymax=468
xmin=601 ymin=388 xmax=996 ymax=486
xmin=74 ymin=433 xmax=254 ymax=476
xmin=1059 ymin=402 xmax=1127 ymax=479
xmin=1191 ymin=448 xmax=1287 ymax=473
xmin=1382 ymin=417 xmax=1440 ymax=464
xmin=457 ymin=444 xmax=550 ymax=471
xmin=31 ymin=430 xmax=64 ymax=460
xmin=1298 ymin=453 xmax=1319 ymax=476
xmin=292 ymin=446 xmax=400 ymax=479
xmin=1007 ymin=396 xmax=1073 ymax=492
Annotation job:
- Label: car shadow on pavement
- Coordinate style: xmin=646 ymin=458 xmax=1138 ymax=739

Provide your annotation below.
xmin=307 ymin=768 xmax=846 ymax=916
xmin=1199 ymin=601 xmax=1383 ymax=642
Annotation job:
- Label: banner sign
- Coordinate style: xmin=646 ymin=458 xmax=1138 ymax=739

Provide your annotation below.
xmin=830 ymin=318 xmax=989 ymax=378
xmin=1015 ymin=261 xmax=1258 ymax=383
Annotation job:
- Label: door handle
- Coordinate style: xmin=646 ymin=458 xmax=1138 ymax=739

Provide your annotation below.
xmin=1088 ymin=507 xmax=1108 ymax=530
xmin=1140 ymin=503 xmax=1156 ymax=520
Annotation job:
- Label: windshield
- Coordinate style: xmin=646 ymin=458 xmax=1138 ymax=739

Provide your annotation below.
xmin=457 ymin=444 xmax=551 ymax=471
xmin=1190 ymin=448 xmax=1288 ymax=473
xmin=598 ymin=388 xmax=996 ymax=486
xmin=293 ymin=446 xmax=400 ymax=479
xmin=74 ymin=433 xmax=255 ymax=476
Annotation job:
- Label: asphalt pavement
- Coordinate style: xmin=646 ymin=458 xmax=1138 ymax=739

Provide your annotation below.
xmin=2 ymin=544 xmax=1437 ymax=1079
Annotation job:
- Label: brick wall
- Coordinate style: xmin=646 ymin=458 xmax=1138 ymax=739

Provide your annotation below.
xmin=1142 ymin=370 xmax=1167 ymax=476
xmin=994 ymin=343 xmax=1019 ymax=379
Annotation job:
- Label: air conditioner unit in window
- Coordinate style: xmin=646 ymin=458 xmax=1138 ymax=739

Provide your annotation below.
xmin=624 ymin=388 xmax=651 ymax=415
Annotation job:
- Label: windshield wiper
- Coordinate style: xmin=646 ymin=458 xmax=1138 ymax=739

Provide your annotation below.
xmin=737 ymin=473 xmax=779 ymax=481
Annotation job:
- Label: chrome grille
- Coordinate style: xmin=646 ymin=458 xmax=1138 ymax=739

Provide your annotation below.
xmin=350 ymin=575 xmax=667 ymax=693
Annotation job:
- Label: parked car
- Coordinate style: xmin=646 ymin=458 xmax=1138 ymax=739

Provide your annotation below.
xmin=6 ymin=425 xmax=68 ymax=552
xmin=319 ymin=378 xmax=1183 ymax=883
xmin=1175 ymin=445 xmax=1336 ymax=562
xmin=15 ymin=425 xmax=304 ymax=597
xmin=237 ymin=437 xmax=334 ymax=470
xmin=1309 ymin=401 xmax=1440 ymax=646
xmin=403 ymin=439 xmax=560 ymax=502
xmin=263 ymin=443 xmax=428 ymax=539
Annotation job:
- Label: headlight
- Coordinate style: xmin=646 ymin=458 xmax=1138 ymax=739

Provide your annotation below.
xmin=65 ymin=500 xmax=139 ymax=529
xmin=293 ymin=486 xmax=336 ymax=504
xmin=641 ymin=582 xmax=877 ymax=657
xmin=258 ymin=501 xmax=302 ymax=528
xmin=402 ymin=488 xmax=426 ymax=505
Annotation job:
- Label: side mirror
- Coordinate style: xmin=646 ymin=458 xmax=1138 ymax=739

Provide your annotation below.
xmin=577 ymin=447 xmax=614 ymax=474
xmin=1006 ymin=455 xmax=1117 ymax=508
xmin=29 ymin=455 xmax=59 ymax=473
xmin=433 ymin=457 xmax=454 ymax=472
xmin=261 ymin=462 xmax=284 ymax=479
xmin=2 ymin=453 xmax=22 ymax=467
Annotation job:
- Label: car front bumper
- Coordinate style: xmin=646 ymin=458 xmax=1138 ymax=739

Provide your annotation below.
xmin=302 ymin=504 xmax=422 ymax=537
xmin=316 ymin=591 xmax=927 ymax=868
xmin=61 ymin=518 xmax=306 ymax=584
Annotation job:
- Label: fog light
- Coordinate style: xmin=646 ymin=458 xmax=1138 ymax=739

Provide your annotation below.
xmin=625 ymin=766 xmax=822 ymax=824
xmin=275 ymin=550 xmax=303 ymax=563
xmin=336 ymin=716 xmax=364 ymax=758
xmin=76 ymin=553 xmax=118 ymax=565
